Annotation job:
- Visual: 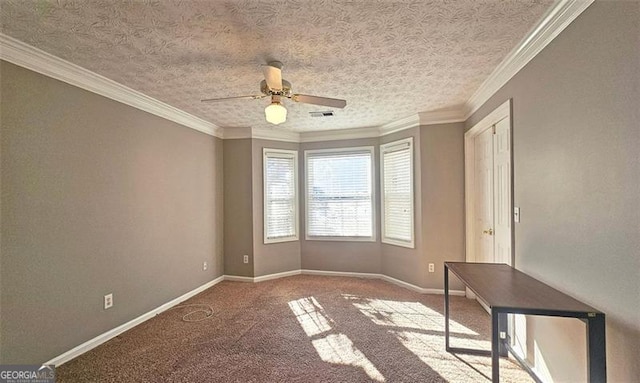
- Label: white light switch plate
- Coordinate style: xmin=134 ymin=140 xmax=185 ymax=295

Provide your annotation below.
xmin=514 ymin=207 xmax=521 ymax=223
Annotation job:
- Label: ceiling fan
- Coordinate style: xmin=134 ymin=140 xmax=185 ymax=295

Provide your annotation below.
xmin=201 ymin=61 xmax=347 ymax=125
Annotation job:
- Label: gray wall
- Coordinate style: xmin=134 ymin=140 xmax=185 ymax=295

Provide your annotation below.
xmin=465 ymin=2 xmax=639 ymax=381
xmin=251 ymin=139 xmax=301 ymax=276
xmin=419 ymin=123 xmax=466 ymax=289
xmin=0 ymin=61 xmax=224 ymax=363
xmin=223 ymin=139 xmax=254 ymax=277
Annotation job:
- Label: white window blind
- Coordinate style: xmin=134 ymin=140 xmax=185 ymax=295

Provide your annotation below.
xmin=381 ymin=138 xmax=414 ymax=248
xmin=305 ymin=148 xmax=374 ymax=239
xmin=264 ymin=149 xmax=298 ymax=243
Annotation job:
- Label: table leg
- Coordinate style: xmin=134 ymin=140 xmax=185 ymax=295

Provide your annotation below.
xmin=492 ymin=308 xmax=500 ymax=383
xmin=444 ymin=265 xmax=450 ymax=351
xmin=498 ymin=312 xmax=508 ymax=357
xmin=587 ymin=314 xmax=606 ymax=382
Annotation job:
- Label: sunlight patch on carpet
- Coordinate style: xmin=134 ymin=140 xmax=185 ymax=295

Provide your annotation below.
xmin=312 ymin=333 xmax=385 ymax=382
xmin=289 ymin=296 xmax=385 ymax=382
xmin=288 ymin=297 xmax=333 ymax=337
xmin=344 ymin=295 xmax=477 ymax=336
xmin=392 ymin=330 xmax=532 ymax=383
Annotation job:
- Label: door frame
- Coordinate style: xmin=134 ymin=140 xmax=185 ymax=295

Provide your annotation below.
xmin=464 ymin=99 xmax=513 ymax=264
xmin=464 ymin=99 xmax=523 ymax=353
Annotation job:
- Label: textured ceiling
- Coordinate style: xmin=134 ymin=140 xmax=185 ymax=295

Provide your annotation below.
xmin=0 ymin=0 xmax=554 ymax=132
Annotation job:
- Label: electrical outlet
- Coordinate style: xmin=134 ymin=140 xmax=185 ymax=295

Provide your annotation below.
xmin=243 ymin=255 xmax=249 ymax=264
xmin=428 ymin=263 xmax=435 ymax=273
xmin=104 ymin=293 xmax=113 ymax=310
xmin=203 ymin=261 xmax=208 ymax=271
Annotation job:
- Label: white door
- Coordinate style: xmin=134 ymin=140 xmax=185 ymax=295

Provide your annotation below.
xmin=472 ymin=118 xmax=511 ymax=266
xmin=493 ymin=117 xmax=511 ymax=266
xmin=474 ymin=127 xmax=495 ymax=263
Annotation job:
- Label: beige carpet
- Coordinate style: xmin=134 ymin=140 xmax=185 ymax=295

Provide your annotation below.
xmin=57 ymin=275 xmax=534 ymax=382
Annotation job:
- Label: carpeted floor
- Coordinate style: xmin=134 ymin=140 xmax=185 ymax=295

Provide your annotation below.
xmin=56 ymin=275 xmax=534 ymax=382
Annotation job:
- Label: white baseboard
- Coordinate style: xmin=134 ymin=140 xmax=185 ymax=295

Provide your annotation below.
xmin=380 ymin=274 xmax=465 ymax=296
xmin=45 ymin=275 xmax=225 ymax=367
xmin=300 ymin=269 xmax=466 ymax=296
xmin=300 ymin=269 xmax=381 ymax=279
xmin=224 ymin=270 xmax=379 ymax=282
xmin=226 ymin=268 xmax=465 ymax=296
xmin=427 ymin=288 xmax=466 ymax=297
xmin=380 ymin=274 xmax=429 ymax=293
xmin=253 ymin=269 xmax=301 ymax=282
xmin=223 ymin=275 xmax=254 ymax=282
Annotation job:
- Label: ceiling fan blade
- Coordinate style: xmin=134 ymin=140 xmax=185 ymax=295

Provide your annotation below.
xmin=263 ymin=62 xmax=283 ymax=90
xmin=201 ymin=95 xmax=265 ymax=102
xmin=292 ymin=94 xmax=347 ymax=109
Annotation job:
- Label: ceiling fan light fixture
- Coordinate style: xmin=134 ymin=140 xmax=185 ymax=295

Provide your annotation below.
xmin=202 ymin=61 xmax=346 ymax=125
xmin=265 ymin=101 xmax=287 ymax=125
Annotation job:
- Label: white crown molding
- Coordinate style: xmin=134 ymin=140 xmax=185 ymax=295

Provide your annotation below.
xmin=376 ymin=109 xmax=466 ymax=138
xmin=221 ymin=127 xmax=253 ymax=140
xmin=222 ymin=126 xmax=300 ymax=142
xmin=418 ymin=108 xmax=466 ymax=126
xmin=299 ymin=109 xmax=466 ymax=142
xmin=463 ymin=0 xmax=595 ymax=118
xmin=379 ymin=114 xmax=421 ymax=136
xmin=45 ymin=275 xmax=225 ymax=366
xmin=0 ymin=33 xmax=223 ymax=138
xmin=252 ymin=127 xmax=300 ymax=143
xmin=299 ymin=126 xmax=380 ymax=143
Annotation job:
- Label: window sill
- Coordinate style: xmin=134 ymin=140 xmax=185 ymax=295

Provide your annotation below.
xmin=382 ymin=238 xmax=415 ymax=249
xmin=305 ymin=236 xmax=376 ymax=243
xmin=264 ymin=237 xmax=299 ymax=245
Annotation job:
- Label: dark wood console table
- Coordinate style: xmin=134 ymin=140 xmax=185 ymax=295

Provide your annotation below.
xmin=444 ymin=262 xmax=606 ymax=383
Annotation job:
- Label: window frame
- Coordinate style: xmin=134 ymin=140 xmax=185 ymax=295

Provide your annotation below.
xmin=304 ymin=146 xmax=376 ymax=242
xmin=380 ymin=137 xmax=415 ymax=248
xmin=263 ymin=148 xmax=299 ymax=244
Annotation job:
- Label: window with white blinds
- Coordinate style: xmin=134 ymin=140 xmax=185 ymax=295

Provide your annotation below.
xmin=305 ymin=147 xmax=374 ymax=240
xmin=381 ymin=138 xmax=414 ymax=248
xmin=263 ymin=149 xmax=298 ymax=243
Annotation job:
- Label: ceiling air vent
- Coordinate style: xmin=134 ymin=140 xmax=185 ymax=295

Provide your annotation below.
xmin=309 ymin=111 xmax=335 ymax=118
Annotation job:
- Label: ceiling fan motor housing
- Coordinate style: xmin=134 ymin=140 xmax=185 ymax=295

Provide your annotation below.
xmin=260 ymin=79 xmax=292 ymax=97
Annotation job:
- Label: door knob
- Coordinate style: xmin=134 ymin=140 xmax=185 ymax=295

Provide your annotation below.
xmin=483 ymin=228 xmax=493 ymax=235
